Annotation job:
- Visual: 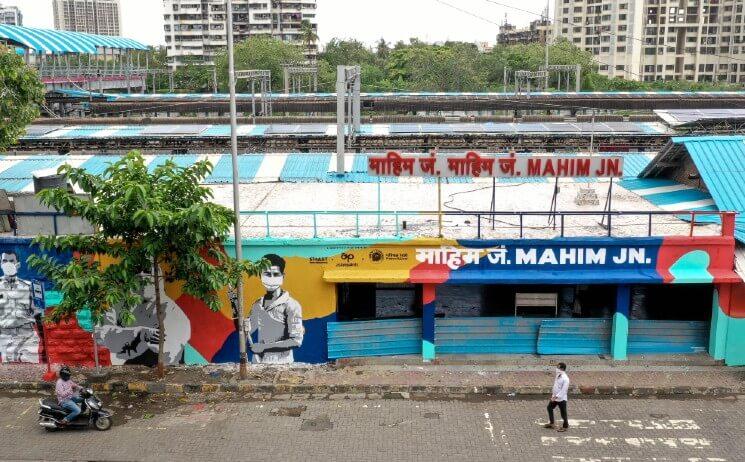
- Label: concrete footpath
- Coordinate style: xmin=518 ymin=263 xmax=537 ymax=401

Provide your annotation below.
xmin=2 ymin=355 xmax=744 ymax=400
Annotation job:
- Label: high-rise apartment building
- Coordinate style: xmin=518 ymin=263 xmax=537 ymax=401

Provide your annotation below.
xmin=163 ymin=0 xmax=319 ymax=69
xmin=0 ymin=4 xmax=22 ymax=26
xmin=53 ymin=0 xmax=122 ymax=36
xmin=553 ymin=0 xmax=745 ymax=83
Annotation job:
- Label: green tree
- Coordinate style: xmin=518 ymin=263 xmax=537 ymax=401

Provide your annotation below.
xmin=376 ymin=38 xmax=390 ymax=61
xmin=28 ymin=152 xmax=264 ymax=376
xmin=214 ymin=36 xmax=305 ymax=91
xmin=300 ymin=19 xmax=319 ymax=57
xmin=0 ymin=46 xmax=44 ymax=151
xmin=173 ymin=56 xmax=216 ymax=93
xmin=320 ymin=39 xmax=379 ymax=67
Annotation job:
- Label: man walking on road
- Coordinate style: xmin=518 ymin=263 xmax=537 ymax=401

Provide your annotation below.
xmin=545 ymin=362 xmax=570 ymax=432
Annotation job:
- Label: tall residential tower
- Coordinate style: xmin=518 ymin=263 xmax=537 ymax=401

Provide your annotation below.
xmin=0 ymin=4 xmax=22 ymax=26
xmin=553 ymin=0 xmax=745 ymax=83
xmin=53 ymin=0 xmax=122 ymax=36
xmin=163 ymin=0 xmax=319 ymax=69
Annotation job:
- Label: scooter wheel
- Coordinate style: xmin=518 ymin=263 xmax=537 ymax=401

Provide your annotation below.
xmin=44 ymin=426 xmax=58 ymax=432
xmin=94 ymin=416 xmax=112 ymax=431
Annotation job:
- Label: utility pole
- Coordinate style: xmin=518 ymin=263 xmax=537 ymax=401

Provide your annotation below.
xmin=226 ymin=0 xmax=249 ymax=380
xmin=544 ymin=0 xmax=550 ymax=91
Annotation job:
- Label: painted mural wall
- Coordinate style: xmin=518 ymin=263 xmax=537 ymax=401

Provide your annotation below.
xmin=0 ymin=235 xmax=740 ymax=367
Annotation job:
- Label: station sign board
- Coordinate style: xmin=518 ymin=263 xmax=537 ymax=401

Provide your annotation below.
xmin=367 ymin=151 xmax=624 ymax=179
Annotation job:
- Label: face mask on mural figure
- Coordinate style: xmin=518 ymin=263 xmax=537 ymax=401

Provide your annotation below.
xmin=261 ymin=267 xmax=284 ymax=293
xmin=0 ymin=253 xmax=19 ymax=277
xmin=1 ymin=262 xmax=17 ymax=277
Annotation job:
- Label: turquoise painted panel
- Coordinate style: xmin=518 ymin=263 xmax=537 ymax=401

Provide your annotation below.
xmin=327 ymin=318 xmax=422 ymax=358
xmin=0 ymin=157 xmax=67 ymax=192
xmin=147 ymin=154 xmax=199 ymax=172
xmin=435 ymin=317 xmax=541 ymax=354
xmin=537 ymin=318 xmax=611 ymax=355
xmin=643 ymin=188 xmax=712 ymax=206
xmin=628 ymin=320 xmax=709 ymax=354
xmin=280 ymin=154 xmax=332 ymax=182
xmin=204 ymin=154 xmax=263 ymax=183
xmin=709 ymin=290 xmax=728 ymax=360
xmin=725 ymin=317 xmax=745 ymax=366
xmin=80 ymin=155 xmax=122 ymax=177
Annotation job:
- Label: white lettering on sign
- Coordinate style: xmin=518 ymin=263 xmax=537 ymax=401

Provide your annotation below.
xmin=368 ymin=151 xmax=624 ymax=178
xmin=415 ymin=246 xmax=650 ymax=267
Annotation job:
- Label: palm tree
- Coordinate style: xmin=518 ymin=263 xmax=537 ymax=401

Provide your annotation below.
xmin=300 ymin=20 xmax=319 ymax=59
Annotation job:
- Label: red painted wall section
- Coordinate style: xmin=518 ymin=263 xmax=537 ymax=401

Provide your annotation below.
xmin=719 ymin=282 xmax=745 ymax=319
xmin=44 ymin=319 xmax=111 ymax=367
xmin=175 ymin=293 xmax=235 ymax=362
xmin=657 ymin=236 xmax=737 ymax=283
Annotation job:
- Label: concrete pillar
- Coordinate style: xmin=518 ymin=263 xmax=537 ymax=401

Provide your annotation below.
xmin=611 ymin=284 xmax=630 ymax=360
xmin=709 ymin=284 xmax=729 ymax=360
xmin=422 ymin=283 xmax=437 ymax=361
xmin=336 ymin=65 xmax=346 ymax=174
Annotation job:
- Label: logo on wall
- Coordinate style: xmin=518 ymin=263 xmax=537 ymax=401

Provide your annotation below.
xmin=369 ymin=250 xmax=384 ymax=263
xmin=337 ymin=253 xmax=358 ymax=268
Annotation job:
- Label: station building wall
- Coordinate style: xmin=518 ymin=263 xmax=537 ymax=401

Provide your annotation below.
xmin=0 ymin=235 xmax=743 ymax=367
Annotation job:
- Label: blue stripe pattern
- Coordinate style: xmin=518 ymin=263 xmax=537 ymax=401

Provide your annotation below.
xmin=79 ymin=155 xmax=122 ymax=177
xmin=537 ymin=318 xmax=612 ymax=355
xmin=628 ymin=320 xmax=708 ymax=354
xmin=205 ymin=155 xmax=263 ymax=183
xmin=0 ymin=25 xmax=147 ymax=54
xmin=55 ymin=89 xmax=745 ymax=101
xmin=436 ymin=317 xmax=541 ymax=354
xmin=0 ymin=156 xmax=66 ymax=191
xmin=327 ymin=319 xmax=422 ymax=359
xmin=147 ymin=155 xmax=199 ymax=173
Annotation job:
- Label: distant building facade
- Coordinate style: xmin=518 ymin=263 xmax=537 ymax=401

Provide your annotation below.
xmin=163 ymin=0 xmax=319 ymax=69
xmin=553 ymin=0 xmax=745 ymax=83
xmin=53 ymin=0 xmax=122 ymax=36
xmin=497 ymin=18 xmax=551 ymax=46
xmin=0 ymin=4 xmax=22 ymax=26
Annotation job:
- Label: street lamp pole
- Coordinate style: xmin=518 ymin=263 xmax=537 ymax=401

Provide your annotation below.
xmin=226 ymin=0 xmax=249 ymax=380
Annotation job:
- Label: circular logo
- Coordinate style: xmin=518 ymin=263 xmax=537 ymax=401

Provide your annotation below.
xmin=369 ymin=250 xmax=384 ymax=263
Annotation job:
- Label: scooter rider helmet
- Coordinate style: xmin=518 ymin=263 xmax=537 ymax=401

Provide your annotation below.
xmin=59 ymin=366 xmax=72 ymax=381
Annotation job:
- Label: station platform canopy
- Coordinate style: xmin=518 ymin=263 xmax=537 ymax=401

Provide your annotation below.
xmin=0 ymin=24 xmax=147 ymax=54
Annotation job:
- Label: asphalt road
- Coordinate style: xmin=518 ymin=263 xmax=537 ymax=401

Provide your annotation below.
xmin=1 ymin=393 xmax=741 ymax=462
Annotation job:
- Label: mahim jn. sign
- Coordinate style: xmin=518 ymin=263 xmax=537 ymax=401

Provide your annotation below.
xmin=367 ymin=151 xmax=624 ymax=178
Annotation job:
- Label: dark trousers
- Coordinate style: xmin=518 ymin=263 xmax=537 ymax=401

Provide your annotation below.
xmin=547 ymin=400 xmax=569 ymax=428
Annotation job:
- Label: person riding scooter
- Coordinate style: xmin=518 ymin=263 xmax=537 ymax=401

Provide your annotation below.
xmin=55 ymin=366 xmax=83 ymax=426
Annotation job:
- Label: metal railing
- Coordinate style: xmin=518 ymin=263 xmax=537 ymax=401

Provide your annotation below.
xmin=1 ymin=210 xmax=733 ymax=240
xmin=239 ymin=210 xmax=734 ymax=240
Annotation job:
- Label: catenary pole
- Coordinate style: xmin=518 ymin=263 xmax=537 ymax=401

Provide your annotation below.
xmin=226 ymin=0 xmax=249 ymax=380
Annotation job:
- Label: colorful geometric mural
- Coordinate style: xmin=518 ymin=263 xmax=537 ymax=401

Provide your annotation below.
xmin=0 ymin=233 xmax=741 ymax=367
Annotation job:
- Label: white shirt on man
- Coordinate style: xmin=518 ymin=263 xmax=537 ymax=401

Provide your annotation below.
xmin=552 ymin=371 xmax=570 ymax=402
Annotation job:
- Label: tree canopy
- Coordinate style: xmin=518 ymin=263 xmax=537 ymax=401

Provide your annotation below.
xmin=0 ymin=46 xmax=44 ymax=150
xmin=28 ymin=152 xmax=265 ymax=374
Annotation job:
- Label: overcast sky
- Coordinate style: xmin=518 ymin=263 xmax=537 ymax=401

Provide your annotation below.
xmin=7 ymin=0 xmax=551 ymax=47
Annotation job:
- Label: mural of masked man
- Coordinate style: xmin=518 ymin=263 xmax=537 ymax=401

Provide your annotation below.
xmin=245 ymin=254 xmax=304 ymax=364
xmin=0 ymin=251 xmax=39 ymax=363
xmin=97 ymin=271 xmax=191 ymax=366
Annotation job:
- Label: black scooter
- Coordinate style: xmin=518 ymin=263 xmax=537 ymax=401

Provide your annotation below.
xmin=38 ymin=388 xmax=113 ymax=432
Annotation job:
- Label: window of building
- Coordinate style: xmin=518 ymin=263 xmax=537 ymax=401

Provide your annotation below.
xmin=617 ymin=46 xmax=626 ymax=52
xmin=615 ymin=65 xmax=625 ymax=70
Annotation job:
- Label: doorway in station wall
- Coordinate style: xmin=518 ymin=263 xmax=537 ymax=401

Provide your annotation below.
xmin=328 ymin=283 xmax=424 ymax=359
xmin=434 ymin=284 xmax=617 ymax=355
xmin=627 ymin=284 xmax=713 ymax=355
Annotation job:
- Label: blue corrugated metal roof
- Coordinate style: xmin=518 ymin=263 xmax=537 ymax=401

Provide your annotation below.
xmin=671 ymin=136 xmax=745 ymax=243
xmin=0 ymin=25 xmax=147 ymax=54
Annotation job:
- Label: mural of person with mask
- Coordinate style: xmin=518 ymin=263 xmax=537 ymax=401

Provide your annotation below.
xmin=0 ymin=251 xmax=39 ymax=363
xmin=97 ymin=271 xmax=191 ymax=366
xmin=245 ymin=254 xmax=304 ymax=364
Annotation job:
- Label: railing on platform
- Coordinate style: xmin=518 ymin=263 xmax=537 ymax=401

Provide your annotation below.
xmin=239 ymin=210 xmax=734 ymax=240
xmin=2 ymin=210 xmax=734 ymax=239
